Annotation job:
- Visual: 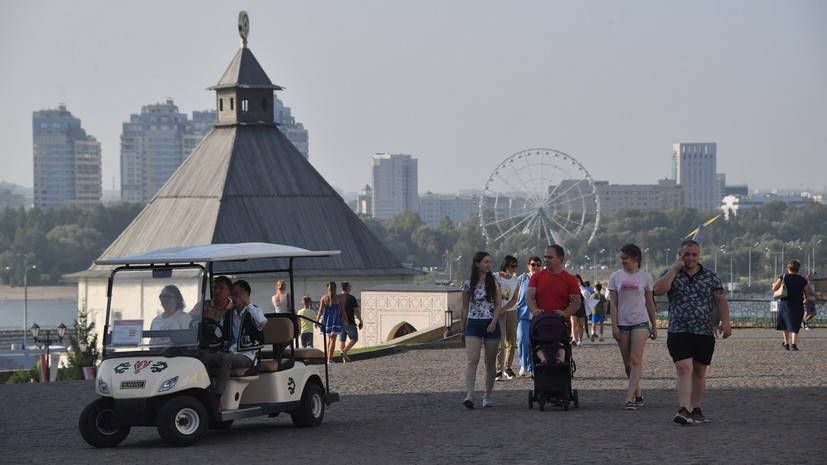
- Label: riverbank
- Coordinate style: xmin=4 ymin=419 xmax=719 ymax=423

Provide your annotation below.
xmin=0 ymin=284 xmax=77 ymax=301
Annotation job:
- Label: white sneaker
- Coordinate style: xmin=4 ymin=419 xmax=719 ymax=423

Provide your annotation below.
xmin=518 ymin=366 xmax=527 ymax=377
xmin=482 ymin=395 xmax=493 ymax=407
xmin=463 ymin=394 xmax=474 ymax=409
xmin=599 ymin=335 xmax=604 ymax=342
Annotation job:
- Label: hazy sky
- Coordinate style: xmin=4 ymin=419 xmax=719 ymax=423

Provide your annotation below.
xmin=1 ymin=0 xmax=825 ymax=196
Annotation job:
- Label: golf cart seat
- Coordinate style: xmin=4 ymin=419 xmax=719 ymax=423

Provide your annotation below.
xmin=284 ymin=347 xmax=325 ymax=363
xmin=260 ymin=314 xmax=298 ymax=372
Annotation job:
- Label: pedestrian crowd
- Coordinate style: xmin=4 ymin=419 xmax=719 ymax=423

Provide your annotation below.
xmin=454 ymin=238 xmax=817 ymax=426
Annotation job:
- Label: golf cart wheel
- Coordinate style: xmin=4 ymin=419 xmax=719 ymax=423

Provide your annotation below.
xmin=291 ymin=383 xmax=325 ymax=427
xmin=573 ymin=389 xmax=580 ymax=408
xmin=528 ymin=390 xmax=534 ymax=409
xmin=79 ymin=398 xmax=131 ymax=448
xmin=156 ymin=396 xmax=207 ymax=447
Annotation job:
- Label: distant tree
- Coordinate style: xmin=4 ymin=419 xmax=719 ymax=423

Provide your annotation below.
xmin=46 ymin=224 xmax=105 ymax=274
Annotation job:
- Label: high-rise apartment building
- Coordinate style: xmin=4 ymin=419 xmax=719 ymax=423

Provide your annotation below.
xmin=672 ymin=142 xmax=719 ymax=212
xmin=32 ymin=104 xmax=102 ymax=209
xmin=371 ymin=153 xmax=418 ymax=220
xmin=274 ymin=95 xmax=309 ymax=159
xmin=120 ymin=99 xmax=215 ymax=204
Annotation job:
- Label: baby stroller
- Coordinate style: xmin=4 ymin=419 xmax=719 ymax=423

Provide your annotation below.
xmin=527 ymin=312 xmax=579 ymax=411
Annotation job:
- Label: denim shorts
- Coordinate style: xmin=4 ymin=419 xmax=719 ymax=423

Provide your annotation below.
xmin=300 ymin=332 xmax=314 ymax=348
xmin=464 ymin=318 xmax=501 ymax=340
xmin=618 ymin=322 xmax=649 ymax=334
xmin=338 ymin=324 xmax=359 ymax=342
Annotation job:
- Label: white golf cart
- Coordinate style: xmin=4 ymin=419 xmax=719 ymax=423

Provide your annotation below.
xmin=79 ymin=243 xmax=340 ymax=447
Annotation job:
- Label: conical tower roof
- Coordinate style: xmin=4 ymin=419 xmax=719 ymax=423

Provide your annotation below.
xmin=78 ymin=29 xmax=413 ymax=278
xmin=209 ymin=47 xmax=283 ymax=91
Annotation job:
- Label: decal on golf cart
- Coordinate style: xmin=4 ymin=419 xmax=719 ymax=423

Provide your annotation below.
xmin=112 ymin=360 xmax=169 ymax=374
xmin=288 ymin=377 xmax=296 ymax=394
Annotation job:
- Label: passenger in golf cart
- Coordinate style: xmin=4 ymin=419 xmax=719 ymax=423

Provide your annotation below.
xmin=189 ymin=275 xmax=234 ymax=323
xmin=198 ymin=279 xmax=267 ymax=401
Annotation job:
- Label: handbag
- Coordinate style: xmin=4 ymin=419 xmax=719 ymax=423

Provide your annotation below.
xmin=773 ymin=274 xmax=787 ymax=300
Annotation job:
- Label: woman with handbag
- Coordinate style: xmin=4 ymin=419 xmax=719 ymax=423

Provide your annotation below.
xmin=772 ymin=260 xmax=813 ymax=351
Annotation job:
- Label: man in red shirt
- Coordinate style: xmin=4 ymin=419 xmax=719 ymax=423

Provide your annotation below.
xmin=527 ymin=245 xmax=581 ymax=319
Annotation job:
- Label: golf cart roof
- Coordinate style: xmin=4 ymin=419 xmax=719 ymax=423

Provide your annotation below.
xmin=96 ymin=242 xmax=340 ymax=265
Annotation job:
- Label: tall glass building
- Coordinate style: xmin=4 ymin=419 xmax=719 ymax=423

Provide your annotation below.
xmin=120 ymin=99 xmax=215 ymax=204
xmin=32 ymin=104 xmax=102 ymax=209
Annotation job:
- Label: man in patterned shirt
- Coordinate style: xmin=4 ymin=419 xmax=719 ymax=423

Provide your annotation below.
xmin=654 ymin=239 xmax=731 ymax=426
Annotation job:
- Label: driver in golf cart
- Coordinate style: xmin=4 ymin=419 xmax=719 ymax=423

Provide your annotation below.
xmin=199 ymin=279 xmax=267 ymax=402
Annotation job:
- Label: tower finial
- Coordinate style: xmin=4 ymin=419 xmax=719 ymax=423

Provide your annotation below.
xmin=238 ymin=11 xmax=250 ymax=48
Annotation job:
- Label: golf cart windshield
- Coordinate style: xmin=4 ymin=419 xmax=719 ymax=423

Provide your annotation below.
xmin=103 ymin=266 xmax=205 ymax=356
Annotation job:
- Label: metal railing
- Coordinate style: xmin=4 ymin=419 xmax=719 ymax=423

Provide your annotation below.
xmin=0 ymin=329 xmax=77 ymax=350
xmin=652 ymin=299 xmax=826 ymax=329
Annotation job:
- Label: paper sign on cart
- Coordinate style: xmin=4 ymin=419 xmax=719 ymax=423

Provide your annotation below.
xmin=112 ymin=320 xmax=144 ymax=345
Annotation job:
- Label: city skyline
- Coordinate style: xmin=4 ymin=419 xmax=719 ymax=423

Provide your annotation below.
xmin=1 ymin=1 xmax=825 ymax=197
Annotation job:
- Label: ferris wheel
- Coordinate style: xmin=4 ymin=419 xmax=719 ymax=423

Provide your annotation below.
xmin=479 ymin=148 xmax=600 ymax=246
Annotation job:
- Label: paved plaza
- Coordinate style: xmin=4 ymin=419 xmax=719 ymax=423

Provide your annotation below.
xmin=1 ymin=329 xmax=825 ymax=464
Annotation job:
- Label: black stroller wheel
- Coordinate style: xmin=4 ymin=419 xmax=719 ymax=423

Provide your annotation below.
xmin=573 ymin=389 xmax=580 ymax=408
xmin=539 ymin=400 xmax=545 ymax=411
xmin=528 ymin=390 xmax=534 ymax=409
xmin=563 ymin=394 xmax=569 ymax=411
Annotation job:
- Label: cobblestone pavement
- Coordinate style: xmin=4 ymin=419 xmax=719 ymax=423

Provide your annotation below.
xmin=2 ymin=329 xmax=826 ymax=464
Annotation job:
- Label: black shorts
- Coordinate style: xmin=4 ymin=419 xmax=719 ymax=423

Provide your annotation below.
xmin=574 ymin=306 xmax=587 ymax=318
xmin=666 ymin=332 xmax=715 ymax=366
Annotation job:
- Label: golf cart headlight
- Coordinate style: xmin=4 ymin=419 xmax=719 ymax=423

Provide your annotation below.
xmin=98 ymin=379 xmax=110 ymax=394
xmin=158 ymin=376 xmax=179 ymax=393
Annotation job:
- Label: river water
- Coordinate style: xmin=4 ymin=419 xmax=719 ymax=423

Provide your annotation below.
xmin=0 ymin=300 xmax=78 ymax=331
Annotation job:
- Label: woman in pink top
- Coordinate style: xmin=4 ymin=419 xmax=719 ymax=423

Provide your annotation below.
xmin=608 ymin=244 xmax=658 ymax=410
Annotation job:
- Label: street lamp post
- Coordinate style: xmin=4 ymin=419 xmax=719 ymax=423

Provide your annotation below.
xmin=748 ymin=242 xmax=759 ymax=287
xmin=23 ymin=265 xmax=37 ymax=349
xmin=30 ymin=322 xmax=67 ymax=382
xmin=643 ymin=248 xmax=650 ymax=275
xmin=729 ymin=253 xmax=734 ymax=297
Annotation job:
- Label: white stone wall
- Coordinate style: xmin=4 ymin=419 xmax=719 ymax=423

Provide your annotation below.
xmin=361 ymin=289 xmax=463 ymax=348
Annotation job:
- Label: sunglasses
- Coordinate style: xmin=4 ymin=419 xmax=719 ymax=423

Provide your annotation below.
xmin=509 ymin=263 xmax=518 ymax=268
xmin=530 ymin=263 xmax=542 ymax=267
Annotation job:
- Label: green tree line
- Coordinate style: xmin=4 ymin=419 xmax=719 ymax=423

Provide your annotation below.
xmin=1 ymin=204 xmax=143 ymax=285
xmin=363 ymin=199 xmax=826 ymax=288
xmin=1 ymin=199 xmax=824 ymax=289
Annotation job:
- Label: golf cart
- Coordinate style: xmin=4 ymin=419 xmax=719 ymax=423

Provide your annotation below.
xmin=79 ymin=243 xmax=340 ymax=447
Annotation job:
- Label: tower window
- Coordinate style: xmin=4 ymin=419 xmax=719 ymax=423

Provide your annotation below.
xmin=230 ymin=98 xmax=234 ymax=110
xmin=242 ymin=99 xmax=248 ymax=112
xmin=219 ymin=98 xmax=224 ymax=111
